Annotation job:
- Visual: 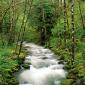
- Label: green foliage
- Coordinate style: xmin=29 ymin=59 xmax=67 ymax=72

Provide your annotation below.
xmin=23 ymin=26 xmax=40 ymax=43
xmin=0 ymin=0 xmax=85 ymax=84
xmin=28 ymin=0 xmax=58 ymax=45
xmin=61 ymin=79 xmax=72 ymax=85
xmin=29 ymin=0 xmax=57 ymax=28
xmin=0 ymin=46 xmax=26 ymax=84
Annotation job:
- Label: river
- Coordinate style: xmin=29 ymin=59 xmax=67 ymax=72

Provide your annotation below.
xmin=18 ymin=42 xmax=66 ymax=85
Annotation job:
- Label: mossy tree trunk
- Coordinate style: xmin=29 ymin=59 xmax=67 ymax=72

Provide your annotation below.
xmin=8 ymin=0 xmax=16 ymax=45
xmin=63 ymin=0 xmax=67 ymax=48
xmin=71 ymin=0 xmax=75 ymax=66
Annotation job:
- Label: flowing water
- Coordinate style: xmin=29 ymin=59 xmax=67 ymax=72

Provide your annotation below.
xmin=18 ymin=42 xmax=66 ymax=85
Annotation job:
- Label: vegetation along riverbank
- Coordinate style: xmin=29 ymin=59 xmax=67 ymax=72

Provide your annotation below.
xmin=0 ymin=0 xmax=85 ymax=85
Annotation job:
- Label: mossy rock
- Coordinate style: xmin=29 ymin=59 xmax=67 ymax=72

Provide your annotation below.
xmin=58 ymin=60 xmax=64 ymax=64
xmin=7 ymin=77 xmax=19 ymax=85
xmin=18 ymin=57 xmax=25 ymax=64
xmin=22 ymin=63 xmax=30 ymax=69
xmin=61 ymin=79 xmax=72 ymax=85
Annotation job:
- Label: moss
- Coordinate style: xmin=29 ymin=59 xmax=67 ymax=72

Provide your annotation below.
xmin=22 ymin=63 xmax=30 ymax=69
xmin=51 ymin=47 xmax=85 ymax=85
xmin=61 ymin=79 xmax=72 ymax=85
xmin=7 ymin=77 xmax=19 ymax=85
xmin=0 ymin=45 xmax=27 ymax=85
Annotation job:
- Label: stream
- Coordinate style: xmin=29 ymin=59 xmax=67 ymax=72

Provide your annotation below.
xmin=18 ymin=42 xmax=67 ymax=85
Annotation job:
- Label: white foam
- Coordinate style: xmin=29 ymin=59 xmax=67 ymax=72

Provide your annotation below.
xmin=18 ymin=43 xmax=66 ymax=85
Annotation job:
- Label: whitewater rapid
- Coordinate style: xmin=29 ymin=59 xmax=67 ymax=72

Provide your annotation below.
xmin=18 ymin=42 xmax=66 ymax=85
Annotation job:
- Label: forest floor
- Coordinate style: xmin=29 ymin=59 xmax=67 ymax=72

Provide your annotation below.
xmin=51 ymin=46 xmax=85 ymax=85
xmin=0 ymin=41 xmax=85 ymax=85
xmin=0 ymin=46 xmax=27 ymax=85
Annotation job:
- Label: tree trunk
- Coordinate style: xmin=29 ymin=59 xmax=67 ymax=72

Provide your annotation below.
xmin=71 ymin=0 xmax=75 ymax=66
xmin=63 ymin=0 xmax=67 ymax=48
xmin=0 ymin=2 xmax=3 ymax=33
xmin=8 ymin=0 xmax=16 ymax=45
xmin=78 ymin=0 xmax=85 ymax=30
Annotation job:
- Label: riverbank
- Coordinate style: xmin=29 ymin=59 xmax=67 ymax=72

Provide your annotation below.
xmin=0 ymin=46 xmax=27 ymax=85
xmin=51 ymin=47 xmax=85 ymax=85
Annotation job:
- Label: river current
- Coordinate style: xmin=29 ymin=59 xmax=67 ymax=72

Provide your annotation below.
xmin=18 ymin=42 xmax=66 ymax=85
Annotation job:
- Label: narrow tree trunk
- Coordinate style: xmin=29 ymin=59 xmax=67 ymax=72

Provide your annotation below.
xmin=78 ymin=0 xmax=85 ymax=41
xmin=17 ymin=0 xmax=33 ymax=62
xmin=71 ymin=0 xmax=75 ymax=66
xmin=16 ymin=0 xmax=27 ymax=56
xmin=0 ymin=1 xmax=5 ymax=47
xmin=42 ymin=7 xmax=46 ymax=45
xmin=0 ymin=3 xmax=3 ymax=33
xmin=78 ymin=0 xmax=85 ymax=30
xmin=63 ymin=0 xmax=67 ymax=48
xmin=8 ymin=0 xmax=16 ymax=45
xmin=59 ymin=0 xmax=63 ymax=7
xmin=66 ymin=6 xmax=69 ymax=30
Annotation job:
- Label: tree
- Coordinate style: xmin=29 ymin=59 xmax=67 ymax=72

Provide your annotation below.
xmin=71 ymin=0 xmax=75 ymax=66
xmin=16 ymin=0 xmax=33 ymax=63
xmin=8 ymin=0 xmax=16 ymax=45
xmin=28 ymin=0 xmax=57 ymax=45
xmin=78 ymin=0 xmax=85 ymax=30
xmin=63 ymin=0 xmax=67 ymax=47
xmin=0 ymin=1 xmax=3 ymax=33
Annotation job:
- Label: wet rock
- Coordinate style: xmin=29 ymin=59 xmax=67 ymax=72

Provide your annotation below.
xmin=22 ymin=63 xmax=30 ymax=69
xmin=42 ymin=57 xmax=48 ymax=59
xmin=58 ymin=60 xmax=64 ymax=64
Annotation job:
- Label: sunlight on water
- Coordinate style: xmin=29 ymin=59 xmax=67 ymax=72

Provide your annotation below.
xmin=18 ymin=42 xmax=66 ymax=85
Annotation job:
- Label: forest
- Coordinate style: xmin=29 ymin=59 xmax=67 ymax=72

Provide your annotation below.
xmin=0 ymin=0 xmax=85 ymax=85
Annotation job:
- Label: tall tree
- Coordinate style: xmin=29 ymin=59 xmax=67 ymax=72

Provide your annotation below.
xmin=0 ymin=2 xmax=2 ymax=32
xmin=8 ymin=0 xmax=16 ymax=45
xmin=63 ymin=0 xmax=67 ymax=47
xmin=71 ymin=0 xmax=75 ymax=65
xmin=17 ymin=0 xmax=33 ymax=63
xmin=16 ymin=0 xmax=28 ymax=59
xmin=78 ymin=0 xmax=85 ymax=30
xmin=77 ymin=0 xmax=85 ymax=42
xmin=28 ymin=0 xmax=57 ymax=45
